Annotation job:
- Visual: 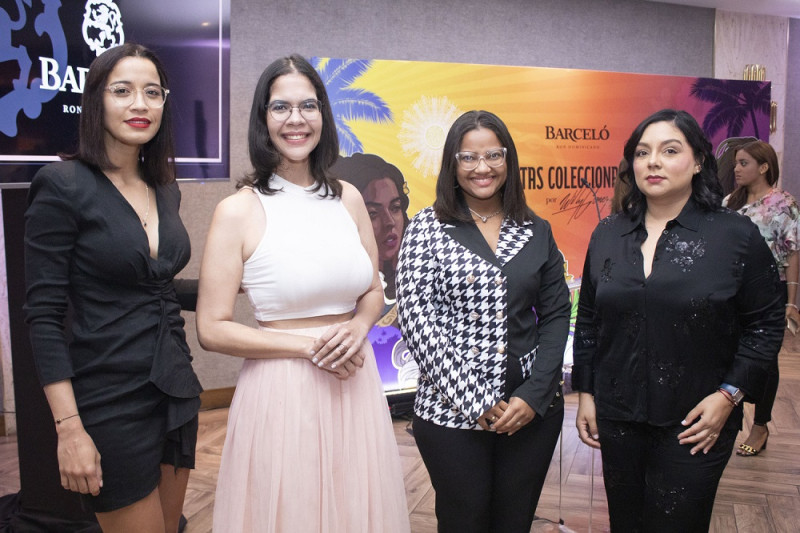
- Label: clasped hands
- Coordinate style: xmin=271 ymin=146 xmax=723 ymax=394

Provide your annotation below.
xmin=308 ymin=321 xmax=368 ymax=379
xmin=478 ymin=397 xmax=536 ymax=436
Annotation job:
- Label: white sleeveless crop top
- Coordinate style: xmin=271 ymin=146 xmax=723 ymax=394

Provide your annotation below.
xmin=241 ymin=175 xmax=374 ymax=321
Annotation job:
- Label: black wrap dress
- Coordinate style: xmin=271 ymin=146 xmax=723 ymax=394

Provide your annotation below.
xmin=24 ymin=160 xmax=203 ymax=511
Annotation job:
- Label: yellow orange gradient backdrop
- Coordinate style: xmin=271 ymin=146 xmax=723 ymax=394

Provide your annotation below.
xmin=330 ymin=58 xmax=746 ymax=276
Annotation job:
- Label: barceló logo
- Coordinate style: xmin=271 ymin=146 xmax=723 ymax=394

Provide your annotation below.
xmin=544 ymin=126 xmax=610 ymax=142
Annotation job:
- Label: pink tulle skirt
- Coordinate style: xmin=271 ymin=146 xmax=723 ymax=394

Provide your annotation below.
xmin=212 ymin=325 xmax=410 ymax=533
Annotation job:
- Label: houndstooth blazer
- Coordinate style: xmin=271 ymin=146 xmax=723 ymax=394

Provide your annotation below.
xmin=397 ymin=207 xmax=570 ymax=429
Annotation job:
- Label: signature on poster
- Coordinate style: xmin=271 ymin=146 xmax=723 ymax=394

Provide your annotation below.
xmin=550 ymin=187 xmax=610 ymax=223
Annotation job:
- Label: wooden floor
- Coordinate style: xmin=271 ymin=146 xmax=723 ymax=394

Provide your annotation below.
xmin=2 ymin=333 xmax=799 ymax=532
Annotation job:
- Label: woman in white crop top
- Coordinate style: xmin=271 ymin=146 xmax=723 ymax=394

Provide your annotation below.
xmin=196 ymin=55 xmax=410 ymax=532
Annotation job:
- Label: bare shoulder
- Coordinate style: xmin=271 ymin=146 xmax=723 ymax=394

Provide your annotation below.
xmin=213 ymin=186 xmax=261 ymax=223
xmin=339 ymin=180 xmax=366 ymax=211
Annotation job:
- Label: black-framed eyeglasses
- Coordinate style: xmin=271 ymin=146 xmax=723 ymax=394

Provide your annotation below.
xmin=454 ymin=148 xmax=507 ymax=171
xmin=266 ymin=99 xmax=322 ymax=121
xmin=105 ymin=84 xmax=169 ymax=108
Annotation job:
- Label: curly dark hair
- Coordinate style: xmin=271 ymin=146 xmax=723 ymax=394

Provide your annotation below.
xmin=621 ymin=109 xmax=722 ymax=219
xmin=240 ymin=54 xmax=341 ymax=197
xmin=331 ymin=153 xmax=410 ymax=229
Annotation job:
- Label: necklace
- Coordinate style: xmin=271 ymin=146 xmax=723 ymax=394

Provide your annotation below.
xmin=140 ymin=183 xmax=150 ymax=227
xmin=468 ymin=206 xmax=502 ymax=223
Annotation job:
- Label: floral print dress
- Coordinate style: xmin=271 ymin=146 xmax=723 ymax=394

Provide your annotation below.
xmin=724 ymin=188 xmax=800 ymax=280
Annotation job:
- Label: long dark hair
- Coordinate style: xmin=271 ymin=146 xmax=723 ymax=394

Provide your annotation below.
xmin=240 ymin=54 xmax=341 ymax=197
xmin=64 ymin=43 xmax=176 ymax=186
xmin=621 ymin=109 xmax=721 ymax=218
xmin=725 ymin=140 xmax=780 ymax=211
xmin=433 ymin=110 xmax=534 ymax=224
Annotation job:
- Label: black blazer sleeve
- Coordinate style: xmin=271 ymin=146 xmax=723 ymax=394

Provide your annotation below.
xmin=23 ymin=164 xmax=80 ymax=385
xmin=510 ymin=222 xmax=570 ymax=415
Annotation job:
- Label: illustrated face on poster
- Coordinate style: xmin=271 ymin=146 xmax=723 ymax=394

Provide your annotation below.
xmin=331 ymin=153 xmax=410 ymax=315
xmin=330 ymin=152 xmax=418 ymax=392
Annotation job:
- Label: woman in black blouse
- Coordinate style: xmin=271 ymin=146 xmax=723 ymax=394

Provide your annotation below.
xmin=24 ymin=43 xmax=202 ymax=531
xmin=574 ymin=109 xmax=784 ymax=532
xmin=397 ymin=110 xmax=570 ymax=532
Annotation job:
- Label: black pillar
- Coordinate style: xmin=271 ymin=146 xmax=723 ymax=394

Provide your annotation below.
xmin=2 ymin=187 xmax=98 ymax=531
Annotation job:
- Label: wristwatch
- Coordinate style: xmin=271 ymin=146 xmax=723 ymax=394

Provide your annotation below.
xmin=719 ymin=383 xmax=744 ymax=406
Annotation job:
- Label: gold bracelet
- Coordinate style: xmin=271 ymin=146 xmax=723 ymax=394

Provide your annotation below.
xmin=787 ymin=282 xmax=799 ymax=285
xmin=55 ymin=413 xmax=79 ymax=425
xmin=786 ymin=303 xmax=799 ymax=310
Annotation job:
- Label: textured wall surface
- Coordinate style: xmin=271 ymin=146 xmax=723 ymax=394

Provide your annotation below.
xmin=229 ymin=0 xmax=715 ymax=184
xmin=784 ymin=19 xmax=800 ymax=200
xmin=714 ymin=10 xmax=790 ymax=177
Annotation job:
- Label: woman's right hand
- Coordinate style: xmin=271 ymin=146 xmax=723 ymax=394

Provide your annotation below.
xmin=576 ymin=392 xmax=601 ymax=449
xmin=55 ymin=418 xmax=103 ymax=495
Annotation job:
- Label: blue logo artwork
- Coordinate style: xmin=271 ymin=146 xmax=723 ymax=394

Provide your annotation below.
xmin=1 ymin=0 xmax=68 ymax=137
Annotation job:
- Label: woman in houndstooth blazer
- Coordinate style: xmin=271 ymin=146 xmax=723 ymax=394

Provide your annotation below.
xmin=397 ymin=110 xmax=571 ymax=533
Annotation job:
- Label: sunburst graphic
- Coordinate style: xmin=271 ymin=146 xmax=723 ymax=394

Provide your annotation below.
xmin=398 ymin=96 xmax=462 ymax=178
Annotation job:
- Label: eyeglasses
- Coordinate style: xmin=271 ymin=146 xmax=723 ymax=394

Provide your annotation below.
xmin=266 ymin=99 xmax=323 ymax=121
xmin=455 ymin=148 xmax=507 ymax=171
xmin=105 ymin=84 xmax=169 ymax=108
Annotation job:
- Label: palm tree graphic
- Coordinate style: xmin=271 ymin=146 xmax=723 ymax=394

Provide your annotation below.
xmin=311 ymin=57 xmax=392 ymax=155
xmin=690 ymin=79 xmax=770 ymax=139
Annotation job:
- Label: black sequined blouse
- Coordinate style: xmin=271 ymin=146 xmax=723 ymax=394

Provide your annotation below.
xmin=573 ymin=199 xmax=784 ymax=426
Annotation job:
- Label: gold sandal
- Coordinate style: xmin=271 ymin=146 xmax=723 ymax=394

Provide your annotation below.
xmin=737 ymin=433 xmax=768 ymax=457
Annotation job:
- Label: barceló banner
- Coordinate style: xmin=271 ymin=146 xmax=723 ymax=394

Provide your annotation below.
xmin=0 ymin=0 xmax=230 ymax=185
xmin=313 ymin=57 xmax=770 ymax=388
xmin=312 ymin=57 xmax=770 ymax=278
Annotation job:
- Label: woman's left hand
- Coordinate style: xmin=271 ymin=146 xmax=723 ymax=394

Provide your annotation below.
xmin=310 ymin=321 xmax=367 ymax=371
xmin=785 ymin=305 xmax=800 ymax=334
xmin=318 ymin=346 xmax=367 ymax=380
xmin=677 ymin=391 xmax=735 ymax=455
xmin=493 ymin=397 xmax=536 ymax=436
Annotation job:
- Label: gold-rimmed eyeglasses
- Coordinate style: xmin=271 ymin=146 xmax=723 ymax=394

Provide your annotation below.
xmin=266 ymin=99 xmax=322 ymax=121
xmin=105 ymin=84 xmax=169 ymax=108
xmin=455 ymin=148 xmax=507 ymax=171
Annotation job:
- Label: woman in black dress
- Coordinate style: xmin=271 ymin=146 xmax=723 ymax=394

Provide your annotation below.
xmin=24 ymin=43 xmax=202 ymax=531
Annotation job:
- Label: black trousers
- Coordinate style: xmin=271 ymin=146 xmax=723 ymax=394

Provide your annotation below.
xmin=754 ymin=280 xmax=784 ymax=425
xmin=412 ymin=396 xmax=563 ymax=533
xmin=754 ymin=357 xmax=779 ymax=424
xmin=596 ymin=418 xmax=738 ymax=533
